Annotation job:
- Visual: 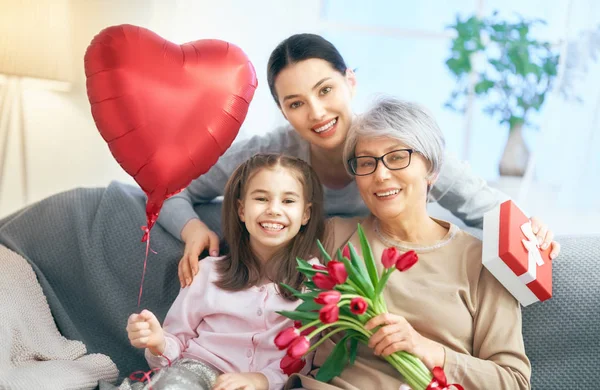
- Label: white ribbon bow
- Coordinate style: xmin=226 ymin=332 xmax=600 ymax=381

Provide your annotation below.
xmin=518 ymin=221 xmax=546 ymax=284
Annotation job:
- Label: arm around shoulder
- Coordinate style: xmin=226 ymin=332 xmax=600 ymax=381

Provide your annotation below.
xmin=431 ymin=153 xmax=509 ymax=228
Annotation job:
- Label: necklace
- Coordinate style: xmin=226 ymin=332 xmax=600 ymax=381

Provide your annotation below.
xmin=373 ymin=219 xmax=457 ymax=253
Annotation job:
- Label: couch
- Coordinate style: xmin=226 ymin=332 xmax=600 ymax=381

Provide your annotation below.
xmin=0 ymin=182 xmax=597 ymax=389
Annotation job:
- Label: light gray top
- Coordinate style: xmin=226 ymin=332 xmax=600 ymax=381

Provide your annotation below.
xmin=157 ymin=125 xmax=507 ymax=239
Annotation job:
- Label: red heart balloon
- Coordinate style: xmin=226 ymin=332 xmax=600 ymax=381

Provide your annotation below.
xmin=84 ymin=24 xmax=257 ymax=239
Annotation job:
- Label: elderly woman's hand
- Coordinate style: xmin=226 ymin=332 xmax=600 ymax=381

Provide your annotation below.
xmin=530 ymin=217 xmax=561 ymax=260
xmin=365 ymin=313 xmax=445 ymax=370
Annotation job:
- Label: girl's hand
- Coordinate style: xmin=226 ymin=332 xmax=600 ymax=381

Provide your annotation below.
xmin=529 ymin=217 xmax=561 ymax=260
xmin=365 ymin=313 xmax=445 ymax=370
xmin=126 ymin=309 xmax=166 ymax=356
xmin=178 ymin=219 xmax=220 ymax=287
xmin=212 ymin=372 xmax=266 ymax=390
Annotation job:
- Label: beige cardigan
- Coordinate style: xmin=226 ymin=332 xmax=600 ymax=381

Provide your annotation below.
xmin=287 ymin=215 xmax=530 ymax=390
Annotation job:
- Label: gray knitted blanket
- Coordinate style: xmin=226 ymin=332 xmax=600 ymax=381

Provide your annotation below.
xmin=0 ymin=182 xmax=185 ymax=382
xmin=0 ymin=245 xmax=118 ymax=389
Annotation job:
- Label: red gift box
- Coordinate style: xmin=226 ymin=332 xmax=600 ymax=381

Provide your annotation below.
xmin=482 ymin=200 xmax=553 ymax=306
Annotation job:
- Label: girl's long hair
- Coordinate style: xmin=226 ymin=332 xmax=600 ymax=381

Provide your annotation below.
xmin=215 ymin=154 xmax=325 ymax=301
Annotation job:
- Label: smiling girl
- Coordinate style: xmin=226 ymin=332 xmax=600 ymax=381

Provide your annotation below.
xmin=122 ymin=154 xmax=325 ymax=390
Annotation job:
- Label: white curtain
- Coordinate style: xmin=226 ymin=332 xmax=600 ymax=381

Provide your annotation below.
xmin=523 ymin=0 xmax=600 ymax=213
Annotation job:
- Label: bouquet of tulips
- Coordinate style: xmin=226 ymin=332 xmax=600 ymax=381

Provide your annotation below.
xmin=275 ymin=225 xmax=462 ymax=390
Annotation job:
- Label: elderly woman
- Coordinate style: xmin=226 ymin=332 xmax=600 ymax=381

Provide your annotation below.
xmin=287 ymin=96 xmax=531 ymax=389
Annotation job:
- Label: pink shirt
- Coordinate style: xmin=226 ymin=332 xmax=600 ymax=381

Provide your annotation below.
xmin=145 ymin=256 xmax=310 ymax=390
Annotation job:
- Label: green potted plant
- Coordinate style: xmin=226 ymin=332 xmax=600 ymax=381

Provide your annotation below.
xmin=444 ymin=12 xmax=560 ymax=176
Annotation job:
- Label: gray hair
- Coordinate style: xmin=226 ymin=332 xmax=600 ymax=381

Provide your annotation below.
xmin=343 ymin=96 xmax=445 ymax=179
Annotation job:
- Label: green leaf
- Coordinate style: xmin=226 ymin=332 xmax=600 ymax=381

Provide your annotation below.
xmin=316 ymin=239 xmax=332 ymax=263
xmin=491 ymin=22 xmax=506 ymax=33
xmin=296 ymin=299 xmax=323 ymax=312
xmin=357 ymin=224 xmax=380 ymax=288
xmin=295 ymin=258 xmax=321 ymax=277
xmin=349 ymin=338 xmax=359 ymax=365
xmin=508 ymin=116 xmax=525 ymax=130
xmin=295 ymin=267 xmax=318 ymax=278
xmin=474 ymin=79 xmax=495 ymax=94
xmin=315 ymin=335 xmax=350 ymax=382
xmin=276 ymin=310 xmax=319 ymax=322
xmin=335 ymin=247 xmax=367 ymax=296
xmin=296 ymin=258 xmax=314 ymax=269
xmin=279 ymin=283 xmax=307 ymax=299
xmin=341 ymin=257 xmax=375 ymax=299
xmin=347 ymin=242 xmax=372 ymax=288
xmin=295 ymin=290 xmax=322 ymax=301
xmin=338 ymin=305 xmax=354 ymax=319
xmin=543 ymin=57 xmax=558 ymax=76
xmin=531 ymin=93 xmax=546 ymax=111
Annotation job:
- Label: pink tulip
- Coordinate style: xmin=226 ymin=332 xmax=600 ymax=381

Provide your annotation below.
xmin=319 ymin=303 xmax=340 ymax=324
xmin=287 ymin=336 xmax=310 ymax=359
xmin=274 ymin=327 xmax=299 ymax=350
xmin=280 ymin=355 xmax=306 ymax=376
xmin=342 ymin=245 xmax=351 ymax=260
xmin=315 ymin=290 xmax=342 ymax=305
xmin=396 ymin=250 xmax=418 ymax=272
xmin=327 ymin=260 xmax=348 ymax=284
xmin=381 ymin=247 xmax=401 ymax=269
xmin=313 ymin=273 xmax=337 ymax=290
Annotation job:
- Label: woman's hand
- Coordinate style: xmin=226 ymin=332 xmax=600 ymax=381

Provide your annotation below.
xmin=126 ymin=309 xmax=166 ymax=356
xmin=178 ymin=218 xmax=220 ymax=287
xmin=212 ymin=372 xmax=267 ymax=390
xmin=529 ymin=217 xmax=561 ymax=260
xmin=365 ymin=313 xmax=445 ymax=370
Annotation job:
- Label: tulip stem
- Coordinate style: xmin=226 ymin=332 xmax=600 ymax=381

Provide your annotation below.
xmin=387 ymin=353 xmax=432 ymax=388
xmin=298 ymin=319 xmax=321 ymax=334
xmin=345 ymin=280 xmax=363 ymax=295
xmin=335 ymin=284 xmax=357 ymax=293
xmin=305 ymin=327 xmax=348 ymax=353
xmin=374 ymin=268 xmax=394 ymax=297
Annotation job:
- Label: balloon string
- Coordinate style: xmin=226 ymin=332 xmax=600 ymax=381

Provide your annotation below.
xmin=138 ymin=226 xmax=157 ymax=307
xmin=129 ymin=353 xmax=172 ymax=389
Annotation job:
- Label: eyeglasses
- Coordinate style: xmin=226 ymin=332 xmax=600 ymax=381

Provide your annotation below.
xmin=348 ymin=149 xmax=415 ymax=176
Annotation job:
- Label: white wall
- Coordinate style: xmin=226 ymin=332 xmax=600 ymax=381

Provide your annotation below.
xmin=0 ymin=0 xmax=321 ymax=217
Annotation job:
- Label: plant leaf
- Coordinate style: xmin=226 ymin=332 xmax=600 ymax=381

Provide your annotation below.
xmin=296 ymin=299 xmax=323 ymax=312
xmin=474 ymin=79 xmax=495 ymax=94
xmin=296 ymin=258 xmax=315 ymax=269
xmin=349 ymin=337 xmax=359 ymax=365
xmin=341 ymin=257 xmax=375 ymax=299
xmin=357 ymin=224 xmax=380 ymax=289
xmin=316 ymin=239 xmax=332 ymax=263
xmin=347 ymin=242 xmax=372 ymax=290
xmin=280 ymin=283 xmax=317 ymax=301
xmin=315 ymin=335 xmax=350 ymax=382
xmin=277 ymin=310 xmax=319 ymax=322
xmin=279 ymin=283 xmax=302 ymax=296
